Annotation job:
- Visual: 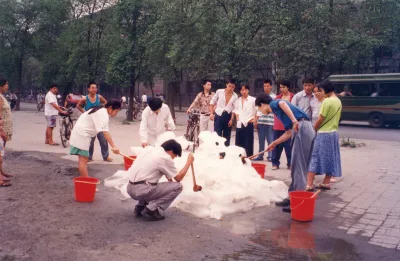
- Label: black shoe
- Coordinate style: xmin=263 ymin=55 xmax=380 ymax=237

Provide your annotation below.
xmin=275 ymin=198 xmax=290 ymax=207
xmin=134 ymin=205 xmax=146 ymax=217
xmin=142 ymin=207 xmax=165 ymax=221
xmin=282 ymin=206 xmax=291 ymax=213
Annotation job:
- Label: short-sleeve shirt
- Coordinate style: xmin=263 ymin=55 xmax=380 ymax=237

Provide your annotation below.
xmin=257 ymin=93 xmax=276 ymax=125
xmin=128 ymin=147 xmax=177 ymax=183
xmin=291 ymin=91 xmax=316 ymax=119
xmin=69 ymin=108 xmax=109 ymax=151
xmin=318 ymin=97 xmax=342 ymax=133
xmin=44 ymin=91 xmax=59 ymax=116
xmin=269 ymin=100 xmax=309 ymax=130
xmin=191 ymin=92 xmax=215 ymax=114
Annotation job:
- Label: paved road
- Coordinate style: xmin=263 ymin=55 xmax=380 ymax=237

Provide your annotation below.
xmin=339 ymin=121 xmax=400 ymax=143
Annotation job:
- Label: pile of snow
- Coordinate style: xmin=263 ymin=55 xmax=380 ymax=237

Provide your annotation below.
xmin=105 ymin=131 xmax=288 ymax=220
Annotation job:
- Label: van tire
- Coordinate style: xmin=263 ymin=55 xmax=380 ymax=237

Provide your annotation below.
xmin=369 ymin=113 xmax=384 ymax=128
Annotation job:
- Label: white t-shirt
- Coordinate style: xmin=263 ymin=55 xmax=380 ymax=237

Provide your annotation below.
xmin=141 ymin=95 xmax=147 ymax=103
xmin=44 ymin=91 xmax=59 ymax=116
xmin=128 ymin=147 xmax=177 ymax=183
xmin=70 ymin=108 xmax=109 ymax=151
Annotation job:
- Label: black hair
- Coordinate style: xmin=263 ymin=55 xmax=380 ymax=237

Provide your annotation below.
xmin=302 ymin=77 xmax=314 ymax=84
xmin=202 ymin=79 xmax=211 ymax=86
xmin=49 ymin=83 xmax=57 ymax=89
xmin=255 ymin=93 xmax=273 ymax=106
xmin=0 ymin=77 xmax=7 ymax=87
xmin=161 ymin=139 xmax=182 ymax=157
xmin=88 ymin=99 xmax=121 ymax=114
xmin=264 ymin=79 xmax=272 ymax=85
xmin=226 ymin=79 xmax=236 ymax=85
xmin=279 ymin=80 xmax=291 ymax=88
xmin=148 ymin=97 xmax=163 ymax=111
xmin=241 ymin=84 xmax=250 ymax=91
xmin=317 ymin=81 xmax=334 ymax=94
xmin=87 ymin=81 xmax=97 ymax=89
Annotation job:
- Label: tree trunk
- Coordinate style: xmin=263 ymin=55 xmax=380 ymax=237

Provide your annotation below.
xmin=127 ymin=70 xmax=135 ymax=121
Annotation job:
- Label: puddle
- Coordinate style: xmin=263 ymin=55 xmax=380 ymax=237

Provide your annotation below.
xmin=222 ymin=220 xmax=360 ymax=261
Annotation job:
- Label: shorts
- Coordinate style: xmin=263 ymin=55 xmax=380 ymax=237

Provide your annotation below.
xmin=0 ymin=139 xmax=5 ymax=157
xmin=45 ymin=115 xmax=57 ymax=128
xmin=70 ymin=145 xmax=90 ymax=158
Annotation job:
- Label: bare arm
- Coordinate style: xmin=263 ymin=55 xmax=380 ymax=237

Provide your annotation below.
xmin=99 ymin=95 xmax=107 ymax=105
xmin=174 ymin=153 xmax=194 ymax=182
xmin=278 ymin=100 xmax=299 ymax=131
xmin=51 ymin=103 xmax=66 ymax=114
xmin=77 ymin=97 xmax=86 ymax=113
xmin=0 ymin=98 xmax=5 ymax=140
xmin=314 ymin=115 xmax=325 ymax=131
xmin=102 ymin=131 xmax=119 ymax=154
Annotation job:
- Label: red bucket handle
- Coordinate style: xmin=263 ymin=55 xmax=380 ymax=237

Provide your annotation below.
xmin=74 ymin=179 xmax=100 ymax=185
xmin=290 ymin=200 xmax=305 ymax=211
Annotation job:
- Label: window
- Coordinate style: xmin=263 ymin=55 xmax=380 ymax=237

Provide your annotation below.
xmin=380 ymin=82 xmax=400 ymax=97
xmin=349 ymin=83 xmax=375 ymax=96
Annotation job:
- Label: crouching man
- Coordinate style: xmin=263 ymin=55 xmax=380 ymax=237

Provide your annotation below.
xmin=127 ymin=139 xmax=194 ymax=221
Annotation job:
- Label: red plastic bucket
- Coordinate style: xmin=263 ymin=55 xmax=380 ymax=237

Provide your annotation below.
xmin=251 ymin=163 xmax=266 ymax=178
xmin=289 ymin=191 xmax=317 ymax=222
xmin=124 ymin=155 xmax=137 ymax=170
xmin=73 ymin=177 xmax=100 ymax=202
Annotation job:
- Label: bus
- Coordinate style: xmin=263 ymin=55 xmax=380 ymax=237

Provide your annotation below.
xmin=328 ymin=73 xmax=400 ymax=128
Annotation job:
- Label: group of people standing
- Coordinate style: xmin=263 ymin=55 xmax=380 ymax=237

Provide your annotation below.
xmin=187 ymin=78 xmax=343 ymax=213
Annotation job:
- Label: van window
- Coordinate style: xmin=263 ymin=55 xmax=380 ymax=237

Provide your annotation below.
xmin=349 ymin=83 xmax=375 ymax=96
xmin=380 ymin=82 xmax=400 ymax=97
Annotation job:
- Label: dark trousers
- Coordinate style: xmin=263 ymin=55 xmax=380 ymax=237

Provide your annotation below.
xmin=214 ymin=111 xmax=232 ymax=146
xmin=272 ymin=130 xmax=292 ymax=167
xmin=89 ymin=132 xmax=109 ymax=160
xmin=235 ymin=123 xmax=254 ymax=156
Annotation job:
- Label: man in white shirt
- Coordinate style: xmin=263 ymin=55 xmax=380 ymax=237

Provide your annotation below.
xmin=44 ymin=84 xmax=67 ymax=146
xmin=141 ymin=93 xmax=147 ymax=107
xmin=127 ymin=139 xmax=194 ymax=221
xmin=234 ymin=84 xmax=257 ymax=156
xmin=209 ymin=79 xmax=238 ymax=146
xmin=139 ymin=98 xmax=175 ymax=147
xmin=291 ymin=77 xmax=316 ymax=120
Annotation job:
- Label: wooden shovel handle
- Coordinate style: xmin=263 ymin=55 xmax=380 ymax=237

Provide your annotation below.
xmin=119 ymin=152 xmax=135 ymax=161
xmin=191 ymin=163 xmax=197 ymax=186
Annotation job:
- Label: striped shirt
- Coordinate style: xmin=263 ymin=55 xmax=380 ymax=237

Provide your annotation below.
xmin=257 ymin=93 xmax=276 ymax=125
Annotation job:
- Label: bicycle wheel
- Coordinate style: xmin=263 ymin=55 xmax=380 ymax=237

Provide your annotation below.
xmin=66 ymin=120 xmax=74 ymax=140
xmin=136 ymin=110 xmax=142 ymax=121
xmin=193 ymin=124 xmax=200 ymax=147
xmin=60 ymin=121 xmax=68 ymax=148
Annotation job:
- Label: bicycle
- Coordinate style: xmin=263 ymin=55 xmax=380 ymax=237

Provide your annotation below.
xmin=37 ymin=101 xmax=44 ymax=112
xmin=125 ymin=102 xmax=143 ymax=120
xmin=59 ymin=107 xmax=75 ymax=148
xmin=184 ymin=110 xmax=201 ymax=149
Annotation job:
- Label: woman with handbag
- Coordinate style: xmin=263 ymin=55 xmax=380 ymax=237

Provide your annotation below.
xmin=306 ymin=81 xmax=342 ymax=191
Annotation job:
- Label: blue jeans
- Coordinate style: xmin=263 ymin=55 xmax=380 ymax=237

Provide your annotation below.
xmin=214 ymin=111 xmax=232 ymax=146
xmin=257 ymin=124 xmax=274 ymax=160
xmin=89 ymin=132 xmax=109 ymax=160
xmin=272 ymin=130 xmax=292 ymax=167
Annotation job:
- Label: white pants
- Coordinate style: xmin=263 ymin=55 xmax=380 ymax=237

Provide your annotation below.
xmin=200 ymin=114 xmax=214 ymax=132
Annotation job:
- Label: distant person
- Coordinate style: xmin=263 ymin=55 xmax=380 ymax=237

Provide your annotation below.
xmin=338 ymin=86 xmax=352 ymax=97
xmin=9 ymin=92 xmax=17 ymax=111
xmin=70 ymin=100 xmax=121 ymax=177
xmin=127 ymin=140 xmax=194 ymax=221
xmin=307 ymin=81 xmax=342 ymax=191
xmin=77 ymin=82 xmax=112 ymax=162
xmin=141 ymin=93 xmax=147 ymax=107
xmin=256 ymin=93 xmax=315 ymax=213
xmin=120 ymin=96 xmax=127 ymax=108
xmin=291 ymin=77 xmax=316 ymax=120
xmin=139 ymin=98 xmax=175 ymax=147
xmin=210 ymin=79 xmax=238 ymax=146
xmin=0 ymin=78 xmax=13 ymax=187
xmin=44 ymin=84 xmax=67 ymax=146
xmin=253 ymin=79 xmax=276 ymax=161
xmin=271 ymin=80 xmax=294 ymax=170
xmin=186 ymin=79 xmax=215 ymax=132
xmin=64 ymin=91 xmax=82 ymax=108
xmin=370 ymin=87 xmax=379 ymax=97
xmin=234 ymin=84 xmax=256 ymax=156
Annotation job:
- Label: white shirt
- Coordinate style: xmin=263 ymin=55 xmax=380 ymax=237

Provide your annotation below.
xmin=210 ymin=89 xmax=238 ymax=116
xmin=141 ymin=95 xmax=147 ymax=103
xmin=234 ymin=96 xmax=257 ymax=128
xmin=139 ymin=103 xmax=175 ymax=144
xmin=44 ymin=91 xmax=59 ymax=116
xmin=310 ymin=98 xmax=322 ymax=125
xmin=128 ymin=147 xmax=177 ymax=183
xmin=70 ymin=108 xmax=109 ymax=151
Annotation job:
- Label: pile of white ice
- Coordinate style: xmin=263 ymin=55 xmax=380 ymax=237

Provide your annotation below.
xmin=105 ymin=131 xmax=288 ymax=220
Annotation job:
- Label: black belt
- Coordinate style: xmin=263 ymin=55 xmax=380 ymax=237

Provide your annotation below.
xmin=129 ymin=180 xmax=157 ymax=186
xmin=201 ymin=113 xmax=210 ymax=116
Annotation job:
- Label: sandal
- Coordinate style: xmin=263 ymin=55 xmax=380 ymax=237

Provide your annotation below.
xmin=2 ymin=173 xmax=13 ymax=178
xmin=306 ymin=185 xmax=315 ymax=192
xmin=316 ymin=183 xmax=331 ymax=190
xmin=0 ymin=182 xmax=11 ymax=187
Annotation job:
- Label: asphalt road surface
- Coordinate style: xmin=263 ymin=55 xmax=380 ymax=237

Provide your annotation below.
xmin=339 ymin=121 xmax=400 ymax=142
